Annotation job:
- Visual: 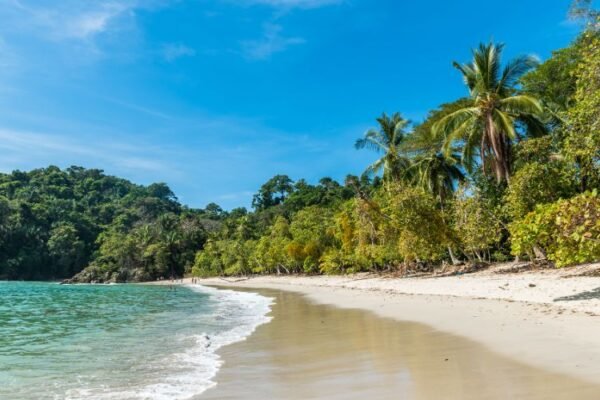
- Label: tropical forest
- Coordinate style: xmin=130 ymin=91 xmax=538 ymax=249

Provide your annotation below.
xmin=1 ymin=11 xmax=598 ymax=283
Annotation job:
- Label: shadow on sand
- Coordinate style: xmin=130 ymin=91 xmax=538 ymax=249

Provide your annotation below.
xmin=554 ymin=287 xmax=600 ymax=302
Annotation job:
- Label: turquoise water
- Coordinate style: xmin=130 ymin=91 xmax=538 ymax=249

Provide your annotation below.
xmin=0 ymin=282 xmax=272 ymax=399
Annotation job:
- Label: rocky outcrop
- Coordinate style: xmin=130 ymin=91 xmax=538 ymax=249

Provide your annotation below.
xmin=62 ymin=266 xmax=155 ymax=284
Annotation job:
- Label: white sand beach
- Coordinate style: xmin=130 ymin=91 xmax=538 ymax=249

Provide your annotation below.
xmin=191 ymin=263 xmax=600 ymax=386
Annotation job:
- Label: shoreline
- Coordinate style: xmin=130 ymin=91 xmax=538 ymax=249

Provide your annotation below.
xmin=197 ymin=286 xmax=600 ymax=399
xmin=178 ymin=266 xmax=600 ymax=385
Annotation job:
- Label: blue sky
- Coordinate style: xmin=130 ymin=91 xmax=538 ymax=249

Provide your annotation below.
xmin=0 ymin=0 xmax=585 ymax=209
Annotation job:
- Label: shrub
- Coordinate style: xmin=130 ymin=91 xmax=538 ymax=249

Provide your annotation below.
xmin=504 ymin=161 xmax=576 ymax=220
xmin=510 ymin=191 xmax=600 ymax=267
xmin=385 ymin=185 xmax=450 ymax=263
xmin=453 ymin=192 xmax=504 ymax=262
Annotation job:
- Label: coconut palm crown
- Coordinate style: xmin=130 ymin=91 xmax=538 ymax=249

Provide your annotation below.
xmin=434 ymin=42 xmax=545 ymax=183
xmin=411 ymin=151 xmax=465 ymax=203
xmin=355 ymin=112 xmax=412 ymax=183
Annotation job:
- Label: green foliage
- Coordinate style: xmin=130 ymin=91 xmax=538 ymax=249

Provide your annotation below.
xmin=252 ymin=175 xmax=294 ymax=211
xmin=288 ymin=206 xmax=334 ymax=273
xmin=434 ymin=42 xmax=545 ymax=183
xmin=0 ymin=166 xmax=209 ymax=281
xmin=47 ymin=224 xmax=86 ymax=278
xmin=7 ymin=33 xmax=600 ymax=281
xmin=452 ymin=190 xmax=504 ymax=262
xmin=319 ymin=200 xmax=366 ymax=274
xmin=252 ymin=216 xmax=293 ymax=274
xmin=82 ymin=213 xmax=207 ymax=282
xmin=504 ymin=162 xmax=576 ymax=220
xmin=355 ymin=113 xmax=412 ymax=183
xmin=192 ymin=31 xmax=600 ymax=277
xmin=521 ymin=36 xmax=586 ymax=111
xmin=563 ymin=29 xmax=600 ymax=190
xmin=510 ymin=191 xmax=600 ymax=267
xmin=386 ymin=185 xmax=450 ymax=263
xmin=505 ymin=137 xmax=577 ymax=220
xmin=172 ymin=31 xmax=600 ymax=275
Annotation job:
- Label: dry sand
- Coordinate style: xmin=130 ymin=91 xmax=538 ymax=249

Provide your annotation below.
xmin=190 ymin=264 xmax=600 ymax=386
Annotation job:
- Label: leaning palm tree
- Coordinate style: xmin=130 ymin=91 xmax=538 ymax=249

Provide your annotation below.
xmin=433 ymin=43 xmax=545 ymax=183
xmin=355 ymin=113 xmax=412 ymax=183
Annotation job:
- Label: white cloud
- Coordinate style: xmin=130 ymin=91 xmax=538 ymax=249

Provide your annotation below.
xmin=64 ymin=5 xmax=126 ymax=39
xmin=161 ymin=43 xmax=196 ymax=62
xmin=0 ymin=128 xmax=175 ymax=175
xmin=2 ymin=1 xmax=120 ymax=40
xmin=0 ymin=1 xmax=172 ymax=42
xmin=240 ymin=23 xmax=305 ymax=60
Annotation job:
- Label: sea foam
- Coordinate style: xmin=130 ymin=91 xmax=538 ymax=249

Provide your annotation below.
xmin=66 ymin=285 xmax=273 ymax=400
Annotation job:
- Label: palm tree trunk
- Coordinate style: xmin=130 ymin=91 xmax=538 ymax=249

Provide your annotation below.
xmin=486 ymin=114 xmax=503 ymax=183
xmin=503 ymin=134 xmax=512 ymax=183
xmin=485 ymin=112 xmax=511 ymax=183
xmin=480 ymin=134 xmax=487 ymax=173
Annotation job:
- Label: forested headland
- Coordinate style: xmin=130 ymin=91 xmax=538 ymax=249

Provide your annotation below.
xmin=1 ymin=11 xmax=598 ymax=283
xmin=0 ymin=166 xmax=218 ymax=281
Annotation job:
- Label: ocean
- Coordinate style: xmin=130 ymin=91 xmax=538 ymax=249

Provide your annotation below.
xmin=0 ymin=282 xmax=272 ymax=399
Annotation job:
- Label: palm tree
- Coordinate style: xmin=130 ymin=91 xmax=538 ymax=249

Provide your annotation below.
xmin=410 ymin=152 xmax=465 ymax=203
xmin=403 ymin=126 xmax=466 ymax=265
xmin=355 ymin=113 xmax=412 ymax=183
xmin=403 ymin=112 xmax=466 ymax=203
xmin=433 ymin=43 xmax=545 ymax=183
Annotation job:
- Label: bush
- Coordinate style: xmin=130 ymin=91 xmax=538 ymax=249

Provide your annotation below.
xmin=453 ymin=191 xmax=504 ymax=262
xmin=385 ymin=185 xmax=450 ymax=263
xmin=504 ymin=161 xmax=576 ymax=220
xmin=510 ymin=191 xmax=600 ymax=267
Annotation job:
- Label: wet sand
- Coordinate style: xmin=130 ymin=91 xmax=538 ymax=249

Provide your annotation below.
xmin=193 ymin=274 xmax=600 ymax=384
xmin=199 ymin=288 xmax=600 ymax=399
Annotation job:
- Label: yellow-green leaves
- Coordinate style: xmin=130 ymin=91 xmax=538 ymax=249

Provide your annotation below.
xmin=510 ymin=191 xmax=600 ymax=267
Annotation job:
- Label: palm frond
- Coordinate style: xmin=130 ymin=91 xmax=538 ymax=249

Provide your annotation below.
xmin=499 ymin=95 xmax=543 ymax=116
xmin=453 ymin=61 xmax=477 ymax=92
xmin=517 ymin=114 xmax=549 ymax=138
xmin=471 ymin=43 xmax=503 ymax=94
xmin=498 ymin=55 xmax=539 ymax=91
xmin=363 ymin=158 xmax=385 ymax=177
xmin=433 ymin=107 xmax=480 ymax=138
xmin=494 ymin=109 xmax=517 ymax=140
xmin=461 ymin=128 xmax=481 ymax=173
xmin=355 ymin=129 xmax=388 ymax=152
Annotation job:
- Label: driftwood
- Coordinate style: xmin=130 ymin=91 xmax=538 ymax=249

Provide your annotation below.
xmin=493 ymin=260 xmax=554 ymax=274
xmin=432 ymin=262 xmax=488 ymax=277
